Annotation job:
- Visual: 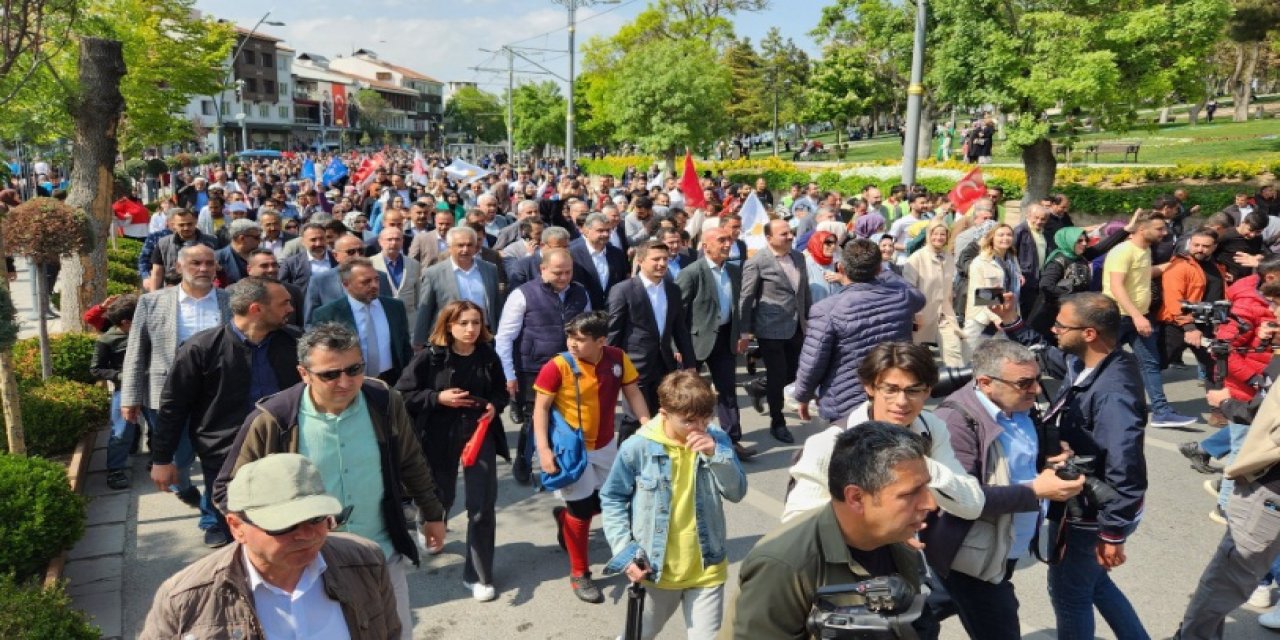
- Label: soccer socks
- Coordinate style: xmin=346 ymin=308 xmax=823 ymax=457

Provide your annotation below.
xmin=562 ymin=511 xmax=592 ymax=577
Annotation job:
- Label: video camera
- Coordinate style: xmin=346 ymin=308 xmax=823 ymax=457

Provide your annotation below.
xmin=806 ymin=576 xmax=925 ymax=639
xmin=1180 ymin=299 xmax=1274 ymax=386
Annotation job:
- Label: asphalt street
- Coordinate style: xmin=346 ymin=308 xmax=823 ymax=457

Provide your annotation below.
xmin=111 ymin=358 xmax=1277 ymax=639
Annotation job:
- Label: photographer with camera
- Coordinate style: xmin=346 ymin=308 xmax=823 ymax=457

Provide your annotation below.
xmin=924 ymin=340 xmax=1085 ymax=640
xmin=1158 ymin=228 xmax=1227 ymax=384
xmin=992 ymin=292 xmax=1151 ymax=640
xmin=721 ymin=422 xmax=937 ymax=639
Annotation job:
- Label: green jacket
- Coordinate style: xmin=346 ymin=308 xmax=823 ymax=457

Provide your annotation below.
xmin=719 ymin=504 xmax=924 ymax=640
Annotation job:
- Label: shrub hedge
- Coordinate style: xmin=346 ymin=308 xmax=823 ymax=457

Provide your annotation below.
xmin=106 ymin=261 xmax=138 ymax=285
xmin=10 ymin=334 xmax=98 ymax=385
xmin=0 ymin=575 xmax=98 ymax=639
xmin=0 ymin=454 xmax=87 ymax=580
xmin=3 ymin=378 xmax=109 ymax=457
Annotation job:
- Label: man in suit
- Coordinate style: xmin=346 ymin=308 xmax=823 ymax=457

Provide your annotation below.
xmin=656 ymin=227 xmax=695 ymax=280
xmin=148 ymin=208 xmax=219 ymax=292
xmin=304 ymin=234 xmax=391 ymax=323
xmin=371 ymin=227 xmax=421 ymax=335
xmin=740 ymin=218 xmax=810 ymax=443
xmin=502 ymin=217 xmax=546 ymax=281
xmin=601 ymin=203 xmax=630 ymax=256
xmin=677 ymin=227 xmax=754 ymax=459
xmin=494 ymin=199 xmax=539 ymax=252
xmin=364 ymin=208 xmax=406 ymax=257
xmin=121 ymin=244 xmax=231 ymax=539
xmin=509 ymin=225 xmax=569 ymax=291
xmin=213 ymin=219 xmax=261 ymax=286
xmin=256 ymin=210 xmax=294 ymax=258
xmin=463 ymin=214 xmax=508 ymax=298
xmin=607 ymin=239 xmax=696 ymax=440
xmin=719 ymin=213 xmax=749 ymax=270
xmin=414 ymin=226 xmax=501 ymax=348
xmin=570 ymin=212 xmax=629 ymax=311
xmin=407 ymin=209 xmax=453 ymax=266
xmin=278 ymin=222 xmax=336 ymax=294
xmin=245 ymin=249 xmax=304 ymax=328
xmin=310 ymin=259 xmax=412 ymax=385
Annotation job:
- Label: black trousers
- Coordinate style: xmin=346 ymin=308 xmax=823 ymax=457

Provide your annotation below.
xmin=432 ymin=434 xmax=497 ymax=585
xmin=939 ymin=561 xmax=1021 ymax=640
xmin=757 ymin=328 xmax=803 ymax=428
xmin=702 ymin=324 xmax=742 ymax=442
xmin=1163 ymin=322 xmax=1215 ymax=377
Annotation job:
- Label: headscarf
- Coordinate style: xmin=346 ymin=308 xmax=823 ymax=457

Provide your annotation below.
xmin=854 ymin=211 xmax=885 ymax=238
xmin=343 ymin=210 xmax=366 ymax=229
xmin=1045 ymin=226 xmax=1085 ymax=266
xmin=807 ymin=231 xmax=836 ymax=267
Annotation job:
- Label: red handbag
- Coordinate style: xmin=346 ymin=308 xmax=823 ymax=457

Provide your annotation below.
xmin=461 ymin=413 xmax=493 ymax=467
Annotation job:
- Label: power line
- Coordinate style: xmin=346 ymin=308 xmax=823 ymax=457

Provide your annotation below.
xmin=502 ymin=0 xmax=642 ymax=48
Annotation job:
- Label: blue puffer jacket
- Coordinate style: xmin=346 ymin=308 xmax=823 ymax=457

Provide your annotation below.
xmin=793 ymin=271 xmax=925 ymax=423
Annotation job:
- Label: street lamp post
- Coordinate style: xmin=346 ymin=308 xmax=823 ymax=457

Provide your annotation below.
xmin=900 ymin=0 xmax=927 ymax=187
xmin=215 ymin=11 xmax=284 ymax=163
xmin=553 ymin=0 xmax=618 ymax=174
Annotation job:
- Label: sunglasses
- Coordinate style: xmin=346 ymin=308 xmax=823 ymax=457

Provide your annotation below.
xmin=822 ymin=239 xmax=838 ymax=246
xmin=339 ymin=248 xmax=364 ymax=256
xmin=308 ymin=363 xmax=365 ymax=381
xmin=242 ymin=505 xmax=354 ymax=537
xmin=988 ymin=376 xmax=1040 ymax=391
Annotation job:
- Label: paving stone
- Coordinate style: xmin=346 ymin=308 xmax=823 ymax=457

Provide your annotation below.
xmin=73 ymin=590 xmax=121 ymax=639
xmin=94 ymin=427 xmax=110 ymax=449
xmin=68 ymin=524 xmax=125 ymax=560
xmin=86 ymin=492 xmax=130 ymax=526
xmin=64 ymin=556 xmax=122 ymax=596
xmin=88 ymin=447 xmax=108 ymax=472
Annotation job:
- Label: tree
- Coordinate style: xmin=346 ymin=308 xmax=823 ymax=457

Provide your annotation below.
xmin=1225 ymin=0 xmax=1280 ymax=121
xmin=0 ymin=0 xmax=78 ymax=111
xmin=801 ymin=45 xmax=875 ymax=145
xmin=443 ymin=86 xmax=505 ymax=144
xmin=721 ymin=38 xmax=769 ymax=136
xmin=603 ymin=38 xmax=733 ymax=171
xmin=353 ymin=89 xmax=390 ymax=139
xmin=760 ymin=27 xmax=811 ymax=144
xmin=511 ymin=81 xmax=565 ymax=159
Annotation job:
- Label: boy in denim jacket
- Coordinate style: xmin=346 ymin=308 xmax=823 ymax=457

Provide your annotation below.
xmin=601 ymin=370 xmax=747 ymax=639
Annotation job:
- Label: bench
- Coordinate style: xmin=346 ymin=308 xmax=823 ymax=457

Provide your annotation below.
xmin=1083 ymin=142 xmax=1141 ymax=163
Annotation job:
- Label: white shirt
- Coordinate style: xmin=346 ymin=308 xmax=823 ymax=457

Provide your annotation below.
xmin=452 ymin=260 xmax=488 ymax=308
xmin=589 ymin=246 xmax=610 ymax=291
xmin=639 ymin=273 xmax=667 ymax=336
xmin=308 ymin=253 xmax=333 ymax=276
xmin=348 ymin=295 xmax=394 ymax=376
xmin=176 ymin=286 xmax=221 ymax=344
xmin=495 ymin=286 xmax=591 ymax=381
xmin=242 ymin=548 xmax=351 ymax=640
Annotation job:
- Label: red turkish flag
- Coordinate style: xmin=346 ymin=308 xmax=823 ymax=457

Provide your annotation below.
xmin=948 ymin=167 xmax=987 ymax=214
xmin=679 ymin=151 xmax=706 ymax=210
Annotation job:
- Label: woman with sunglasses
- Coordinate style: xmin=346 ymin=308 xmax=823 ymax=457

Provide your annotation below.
xmin=395 ymin=300 xmax=508 ymax=602
xmin=803 ymin=230 xmax=846 ymax=302
xmin=783 ymin=341 xmax=983 ymax=523
xmin=1031 ymin=210 xmax=1138 ymax=340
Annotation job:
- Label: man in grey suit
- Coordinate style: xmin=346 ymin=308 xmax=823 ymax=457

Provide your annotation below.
xmin=371 ymin=227 xmax=421 ymax=336
xmin=677 ymin=227 xmax=755 ymax=459
xmin=304 ymin=234 xmax=391 ymax=324
xmin=311 ymin=259 xmax=413 ymax=385
xmin=739 ymin=218 xmax=810 ymax=443
xmin=278 ymin=223 xmax=336 ymax=294
xmin=407 ymin=209 xmax=453 ymax=266
xmin=414 ymin=227 xmax=500 ymax=349
xmin=494 ymin=199 xmax=540 ymax=252
xmin=121 ymin=244 xmax=231 ymax=538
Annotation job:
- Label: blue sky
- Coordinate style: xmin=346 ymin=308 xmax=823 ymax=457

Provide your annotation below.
xmin=196 ymin=0 xmax=826 ymax=93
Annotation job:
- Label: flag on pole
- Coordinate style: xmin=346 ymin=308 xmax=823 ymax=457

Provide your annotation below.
xmin=321 ymin=157 xmax=348 ymax=186
xmin=300 ymin=159 xmax=316 ymax=181
xmin=738 ymin=191 xmax=768 ymax=253
xmin=679 ymin=151 xmax=705 ymax=210
xmin=353 ymin=152 xmax=385 ymax=191
xmin=948 ymin=167 xmax=987 ymax=214
xmin=412 ymin=151 xmax=429 ymax=186
xmin=444 ymin=158 xmax=491 ymax=184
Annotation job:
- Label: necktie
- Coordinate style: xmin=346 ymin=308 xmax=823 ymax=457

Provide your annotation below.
xmin=364 ymin=304 xmax=383 ymax=375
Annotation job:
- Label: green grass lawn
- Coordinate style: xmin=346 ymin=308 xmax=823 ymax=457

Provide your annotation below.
xmin=751 ymin=109 xmax=1280 ymax=166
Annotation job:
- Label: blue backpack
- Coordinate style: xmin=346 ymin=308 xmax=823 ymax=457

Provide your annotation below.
xmin=540 ymin=352 xmax=589 ymax=491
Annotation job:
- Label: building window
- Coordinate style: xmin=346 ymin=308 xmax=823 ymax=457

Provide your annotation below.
xmin=201 ymin=100 xmax=214 ymax=116
xmin=264 ymin=80 xmax=275 ymax=95
xmin=244 ymin=78 xmax=258 ymax=93
xmin=221 ymin=101 xmax=229 ymax=115
xmin=241 ymin=49 xmax=255 ymax=65
xmin=279 ymin=106 xmax=289 ymax=119
xmin=261 ymin=52 xmax=274 ymax=68
xmin=376 ymin=72 xmax=391 ymax=81
xmin=278 ymin=82 xmax=288 ymax=96
xmin=259 ymin=104 xmax=270 ymax=118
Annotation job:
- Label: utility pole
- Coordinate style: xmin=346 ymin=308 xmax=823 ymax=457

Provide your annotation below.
xmin=901 ymin=0 xmax=927 ymax=187
xmin=553 ymin=0 xmax=619 ymax=173
xmin=476 ymin=45 xmax=564 ymax=164
xmin=771 ymin=66 xmax=780 ymax=157
xmin=506 ymin=48 xmax=514 ymax=162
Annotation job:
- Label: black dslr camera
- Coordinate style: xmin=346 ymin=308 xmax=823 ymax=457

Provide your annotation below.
xmin=1054 ymin=455 xmax=1122 ymax=518
xmin=806 ymin=576 xmax=925 ymax=639
xmin=1180 ymin=299 xmax=1273 ymax=386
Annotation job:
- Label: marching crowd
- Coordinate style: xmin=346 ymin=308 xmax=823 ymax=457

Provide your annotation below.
xmin=15 ymin=147 xmax=1280 ymax=638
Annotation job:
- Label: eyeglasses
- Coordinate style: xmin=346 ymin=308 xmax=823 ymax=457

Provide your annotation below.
xmin=241 ymin=505 xmax=353 ymax=537
xmin=339 ymin=248 xmax=364 ymax=256
xmin=307 ymin=363 xmax=365 ymax=381
xmin=1052 ymin=320 xmax=1089 ymax=333
xmin=988 ymin=376 xmax=1040 ymax=391
xmin=873 ymin=384 xmax=930 ymax=400
xmin=822 ymin=239 xmax=838 ymax=246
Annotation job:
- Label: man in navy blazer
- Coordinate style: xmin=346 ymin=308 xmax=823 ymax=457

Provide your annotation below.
xmin=309 ymin=259 xmax=412 ymax=384
xmin=304 ymin=234 xmax=390 ymax=323
xmin=278 ymin=222 xmax=336 ymax=293
xmin=607 ymin=239 xmax=696 ymax=439
xmin=570 ymin=213 xmax=629 ymax=310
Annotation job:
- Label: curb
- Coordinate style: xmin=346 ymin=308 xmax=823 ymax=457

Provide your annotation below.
xmin=43 ymin=426 xmax=99 ymax=588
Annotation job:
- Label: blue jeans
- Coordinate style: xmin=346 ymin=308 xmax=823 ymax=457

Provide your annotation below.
xmin=1117 ymin=316 xmax=1170 ymax=415
xmin=1216 ymin=423 xmax=1250 ymax=510
xmin=1047 ymin=526 xmax=1149 ymax=640
xmin=1200 ymin=425 xmax=1233 ymax=459
xmin=141 ymin=406 xmax=217 ymax=530
xmin=106 ymin=391 xmax=137 ymax=471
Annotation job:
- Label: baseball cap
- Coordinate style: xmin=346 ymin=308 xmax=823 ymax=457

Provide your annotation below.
xmin=226 ymin=454 xmax=343 ymax=532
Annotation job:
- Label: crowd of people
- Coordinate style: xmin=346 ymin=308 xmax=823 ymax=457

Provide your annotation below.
xmin=20 ymin=145 xmax=1280 ymax=639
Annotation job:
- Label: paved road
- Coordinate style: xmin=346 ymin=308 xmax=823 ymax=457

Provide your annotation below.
xmin=93 ymin=362 xmax=1276 ymax=639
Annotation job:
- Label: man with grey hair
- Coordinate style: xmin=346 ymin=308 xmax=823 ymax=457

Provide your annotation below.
xmin=570 ymin=212 xmax=629 ymax=310
xmin=214 ymin=218 xmax=261 ymax=285
xmin=414 ymin=225 xmax=501 ymax=348
xmin=723 ymin=422 xmax=939 ymax=637
xmin=371 ymin=226 xmax=421 ymax=334
xmin=1014 ymin=203 xmax=1050 ymax=319
xmin=215 ymin=322 xmax=447 ymax=639
xmin=494 ymin=198 xmax=540 ymax=251
xmin=477 ymin=192 xmax=511 ymax=235
xmin=928 ymin=339 xmax=1084 ymax=638
xmin=150 ymin=276 xmax=299 ymax=548
xmin=303 ymin=234 xmax=391 ymax=324
xmin=311 ymin=258 xmax=411 ymax=384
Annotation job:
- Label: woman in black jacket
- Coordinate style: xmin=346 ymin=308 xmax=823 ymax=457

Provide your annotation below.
xmin=1030 ymin=216 xmax=1134 ymax=339
xmin=396 ymin=300 xmax=509 ymax=602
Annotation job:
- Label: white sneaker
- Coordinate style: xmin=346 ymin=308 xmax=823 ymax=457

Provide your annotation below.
xmin=464 ymin=580 xmax=496 ymax=602
xmin=1249 ymin=584 xmax=1273 ymax=608
xmin=1260 ymin=603 xmax=1280 ymax=629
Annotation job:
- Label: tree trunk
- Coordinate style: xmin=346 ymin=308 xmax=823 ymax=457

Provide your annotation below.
xmin=663 ymin=148 xmax=677 ymax=176
xmin=35 ymin=267 xmax=52 ymax=381
xmin=1158 ymin=106 xmax=1171 ymax=124
xmin=1021 ymin=138 xmax=1056 ymax=205
xmin=0 ymin=282 xmax=24 ymax=454
xmin=1232 ymin=43 xmax=1261 ymax=123
xmin=61 ymin=38 xmax=126 ymax=332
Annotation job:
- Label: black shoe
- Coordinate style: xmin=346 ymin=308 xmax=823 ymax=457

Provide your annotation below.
xmin=175 ymin=485 xmax=202 ymax=509
xmin=204 ymin=527 xmax=231 ymax=548
xmin=770 ymin=425 xmax=795 ymax=444
xmin=569 ymin=573 xmax=604 ymax=604
xmin=744 ymin=378 xmax=767 ymax=415
xmin=552 ymin=506 xmax=567 ymax=551
xmin=106 ymin=471 xmax=130 ymax=490
xmin=509 ymin=401 xmax=526 ymax=425
xmin=512 ymin=452 xmax=532 ymax=485
xmin=732 ymin=443 xmax=757 ymax=460
xmin=745 ymin=346 xmax=760 ymax=376
xmin=1179 ymin=442 xmax=1217 ymax=475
